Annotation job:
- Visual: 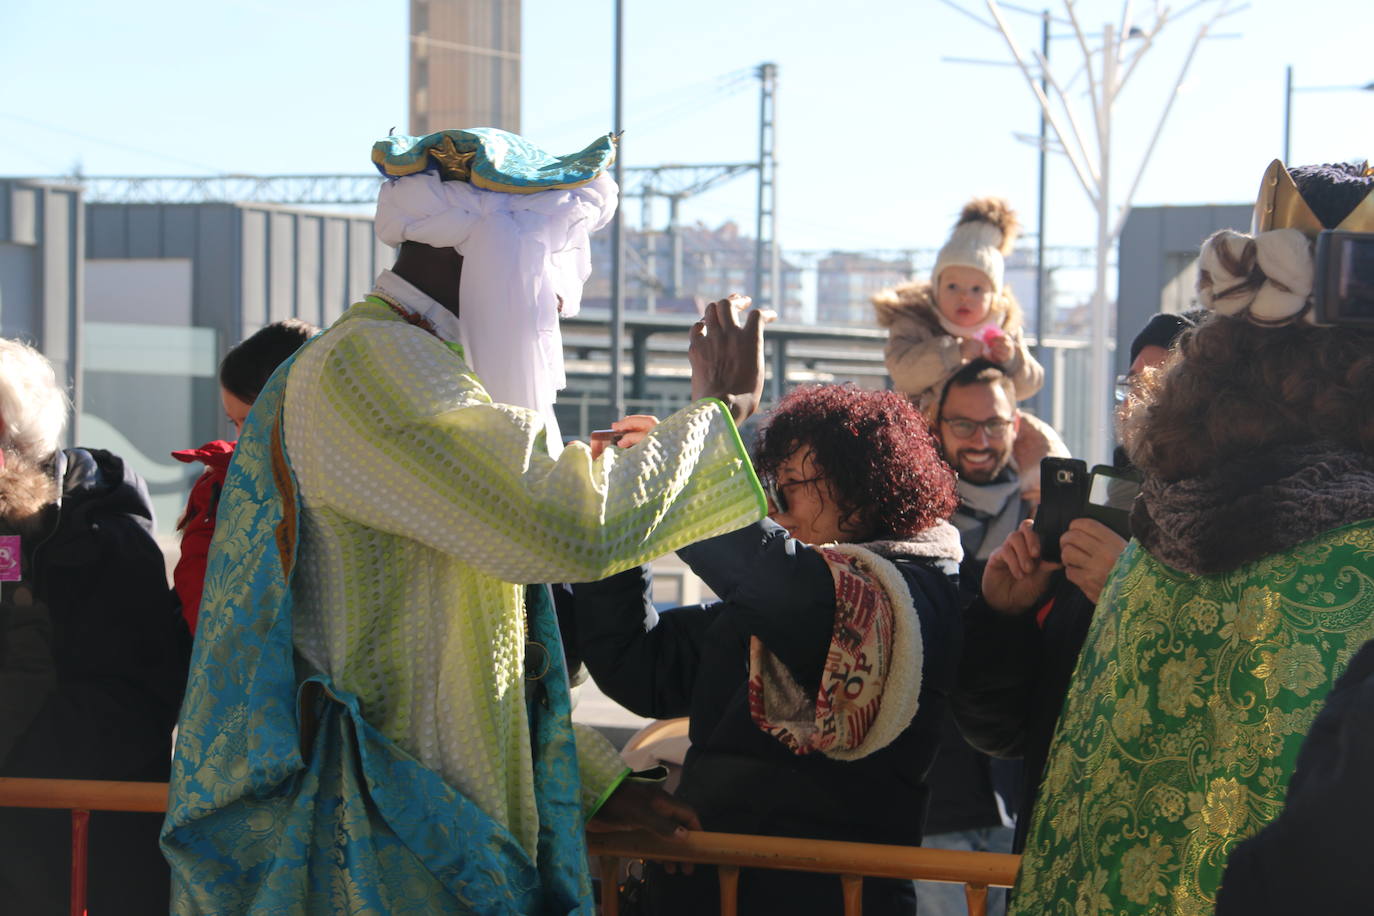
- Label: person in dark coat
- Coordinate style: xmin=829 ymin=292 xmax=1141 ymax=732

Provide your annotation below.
xmin=573 ymin=384 xmax=965 ymax=916
xmin=0 ymin=339 xmax=189 ymax=915
xmin=949 ymin=313 xmax=1194 ymax=852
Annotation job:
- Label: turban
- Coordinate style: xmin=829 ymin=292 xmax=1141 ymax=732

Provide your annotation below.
xmin=372 ymin=129 xmax=619 ymax=448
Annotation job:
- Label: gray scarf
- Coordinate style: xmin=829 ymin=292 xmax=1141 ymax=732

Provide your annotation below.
xmin=1132 ymin=442 xmax=1374 ymax=576
xmin=952 ymin=473 xmax=1026 ymax=561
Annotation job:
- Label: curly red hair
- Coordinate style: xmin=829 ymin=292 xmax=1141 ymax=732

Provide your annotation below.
xmin=753 ymin=384 xmax=958 ymax=540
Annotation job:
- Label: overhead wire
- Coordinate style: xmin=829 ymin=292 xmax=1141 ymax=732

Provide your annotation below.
xmin=0 ymin=113 xmax=225 ymax=174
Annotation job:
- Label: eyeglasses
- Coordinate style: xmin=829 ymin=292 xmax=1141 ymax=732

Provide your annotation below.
xmin=763 ymin=475 xmax=824 ymax=514
xmin=1114 ymin=372 xmax=1153 ymax=406
xmin=941 ymin=416 xmax=1014 ymax=440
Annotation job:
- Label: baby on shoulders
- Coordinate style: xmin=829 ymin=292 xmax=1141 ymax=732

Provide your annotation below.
xmin=874 ymin=197 xmax=1043 ymax=414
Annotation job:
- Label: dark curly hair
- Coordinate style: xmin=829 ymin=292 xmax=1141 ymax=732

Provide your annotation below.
xmin=1125 ymin=316 xmax=1374 ymax=481
xmin=1126 ymin=161 xmax=1374 ymax=481
xmin=219 ymin=318 xmax=318 ymax=404
xmin=752 ymin=384 xmax=958 ymax=540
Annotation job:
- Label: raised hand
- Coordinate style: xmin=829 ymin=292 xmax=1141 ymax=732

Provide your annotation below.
xmin=982 ymin=519 xmax=1061 ymax=615
xmin=688 ymin=295 xmax=774 ymax=426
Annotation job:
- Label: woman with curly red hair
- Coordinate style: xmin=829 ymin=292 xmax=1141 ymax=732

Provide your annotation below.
xmin=572 ymin=384 xmax=962 ymax=916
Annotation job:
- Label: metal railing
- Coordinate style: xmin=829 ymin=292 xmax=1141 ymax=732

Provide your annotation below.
xmin=586 ymin=829 xmax=1020 ymax=916
xmin=0 ymin=777 xmax=1021 ymax=916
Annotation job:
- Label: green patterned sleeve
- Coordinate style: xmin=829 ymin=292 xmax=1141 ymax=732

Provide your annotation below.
xmin=292 ymin=318 xmax=766 ymax=584
xmin=572 ymin=723 xmax=631 ymax=818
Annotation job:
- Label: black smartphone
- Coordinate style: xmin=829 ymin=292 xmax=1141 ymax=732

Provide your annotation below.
xmin=1033 ymin=458 xmax=1088 ymax=563
xmin=1034 ymin=460 xmax=1141 ymax=562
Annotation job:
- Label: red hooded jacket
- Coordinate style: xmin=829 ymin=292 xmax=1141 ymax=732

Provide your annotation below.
xmin=171 ymin=440 xmax=236 ymax=634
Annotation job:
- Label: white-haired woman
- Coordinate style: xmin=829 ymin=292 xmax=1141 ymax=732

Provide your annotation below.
xmin=0 ymin=338 xmax=189 ymax=916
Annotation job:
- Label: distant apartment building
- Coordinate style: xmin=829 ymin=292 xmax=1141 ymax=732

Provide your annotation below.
xmin=586 ymin=221 xmax=804 ymax=320
xmin=409 ymin=0 xmax=521 ymax=135
xmin=815 ymin=252 xmax=911 ymax=325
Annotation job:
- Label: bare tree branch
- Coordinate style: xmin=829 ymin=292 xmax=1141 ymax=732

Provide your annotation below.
xmin=1062 ymin=1 xmax=1106 ymax=149
xmin=984 ymin=0 xmax=1100 ymax=204
xmin=1112 ymin=0 xmax=1238 ymax=238
xmin=1118 ymin=0 xmax=1137 ymax=64
xmin=1032 ymin=48 xmax=1102 ymax=182
xmin=938 ymin=0 xmax=1000 ymax=30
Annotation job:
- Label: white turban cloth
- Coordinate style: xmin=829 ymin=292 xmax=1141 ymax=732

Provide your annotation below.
xmin=374 ymin=171 xmax=619 ymax=448
xmin=1197 ymin=228 xmax=1314 ymax=325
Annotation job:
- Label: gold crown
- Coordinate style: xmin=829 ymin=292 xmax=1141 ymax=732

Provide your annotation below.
xmin=1253 ymin=159 xmax=1374 ymax=236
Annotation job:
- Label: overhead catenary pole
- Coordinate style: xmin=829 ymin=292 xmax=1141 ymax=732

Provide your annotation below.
xmin=609 ymin=0 xmax=626 ymax=419
xmin=753 ymin=63 xmax=779 ymax=316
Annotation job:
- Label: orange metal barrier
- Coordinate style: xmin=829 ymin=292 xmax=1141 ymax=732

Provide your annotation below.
xmin=587 ymin=830 xmax=1020 ymax=916
xmin=0 ymin=778 xmax=1021 ymax=916
xmin=0 ymin=778 xmax=171 ymax=916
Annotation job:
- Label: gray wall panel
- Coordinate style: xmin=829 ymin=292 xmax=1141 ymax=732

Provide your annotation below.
xmin=8 ymin=187 xmax=37 ymax=246
xmin=40 ymin=189 xmax=71 ymax=371
xmin=240 ymin=209 xmax=268 ymax=336
xmin=0 ymin=244 xmax=38 ymax=342
xmin=87 ymin=205 xmax=128 ymax=258
xmin=322 ymin=218 xmax=347 ymax=325
xmin=193 ymin=205 xmax=237 ymax=332
xmin=0 ymin=181 xmax=84 ymax=443
xmin=295 ymin=215 xmax=321 ymax=328
xmin=160 ymin=207 xmax=198 ymax=259
xmin=126 ymin=207 xmax=163 ymax=259
xmin=374 ymin=234 xmax=393 ymax=284
xmin=269 ymin=211 xmax=295 ymax=323
xmin=348 ymin=220 xmax=374 ymax=303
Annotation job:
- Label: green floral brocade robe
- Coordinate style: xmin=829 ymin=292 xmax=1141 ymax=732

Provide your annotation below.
xmin=1010 ymin=522 xmax=1374 ymax=915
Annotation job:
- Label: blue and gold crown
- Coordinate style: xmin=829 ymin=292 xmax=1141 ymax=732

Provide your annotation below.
xmin=371 ymin=128 xmax=616 ymax=194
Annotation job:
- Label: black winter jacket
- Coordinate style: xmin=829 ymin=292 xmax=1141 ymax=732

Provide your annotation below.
xmin=949 ymin=574 xmax=1096 ymax=852
xmin=0 ymin=448 xmax=190 ymax=916
xmin=572 ymin=520 xmax=961 ymax=915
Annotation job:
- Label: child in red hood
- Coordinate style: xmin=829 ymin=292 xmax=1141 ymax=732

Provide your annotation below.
xmin=172 ymin=319 xmax=316 ymax=633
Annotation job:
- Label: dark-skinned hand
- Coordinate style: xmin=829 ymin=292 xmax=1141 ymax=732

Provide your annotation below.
xmin=688 ymin=294 xmax=774 ymax=426
xmin=587 ymin=778 xmax=702 ymax=874
xmin=586 ymin=778 xmax=701 ymax=838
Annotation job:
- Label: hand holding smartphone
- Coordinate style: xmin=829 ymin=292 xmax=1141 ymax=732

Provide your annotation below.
xmin=1033 ymin=458 xmax=1140 ymax=562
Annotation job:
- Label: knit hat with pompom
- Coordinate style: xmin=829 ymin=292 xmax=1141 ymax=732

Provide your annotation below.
xmin=931 ymin=197 xmax=1020 ymax=294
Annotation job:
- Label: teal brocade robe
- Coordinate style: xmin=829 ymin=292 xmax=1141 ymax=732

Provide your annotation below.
xmin=162 ymin=301 xmax=765 ymax=914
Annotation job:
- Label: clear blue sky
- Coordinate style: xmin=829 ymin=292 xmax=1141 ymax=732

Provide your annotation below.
xmin=1 ymin=0 xmax=1368 ymax=253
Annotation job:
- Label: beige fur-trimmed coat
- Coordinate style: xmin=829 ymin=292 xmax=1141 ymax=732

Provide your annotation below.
xmin=873 ymin=279 xmax=1043 ymax=412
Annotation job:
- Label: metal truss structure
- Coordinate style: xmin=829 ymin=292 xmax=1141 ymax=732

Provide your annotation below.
xmin=37 ymin=163 xmax=758 ymax=207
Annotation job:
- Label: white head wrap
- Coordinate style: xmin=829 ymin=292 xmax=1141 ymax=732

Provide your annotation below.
xmin=374 ymin=170 xmax=619 ymax=446
xmin=1196 ymin=228 xmax=1315 ymax=325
